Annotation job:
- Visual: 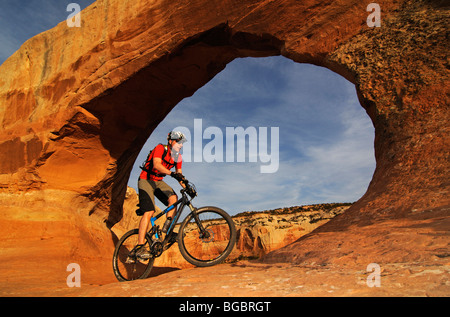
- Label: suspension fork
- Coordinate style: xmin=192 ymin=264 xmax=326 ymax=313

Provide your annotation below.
xmin=189 ymin=203 xmax=210 ymax=238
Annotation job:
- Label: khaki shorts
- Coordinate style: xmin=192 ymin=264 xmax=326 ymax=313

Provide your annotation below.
xmin=137 ymin=179 xmax=176 ymax=213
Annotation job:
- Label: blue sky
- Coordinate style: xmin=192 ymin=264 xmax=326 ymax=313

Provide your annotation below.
xmin=0 ymin=1 xmax=376 ymax=215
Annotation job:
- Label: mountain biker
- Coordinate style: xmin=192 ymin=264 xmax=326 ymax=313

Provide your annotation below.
xmin=134 ymin=131 xmax=187 ymax=260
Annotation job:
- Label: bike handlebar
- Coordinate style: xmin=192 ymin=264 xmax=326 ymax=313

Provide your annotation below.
xmin=171 ymin=172 xmax=197 ymax=198
xmin=181 ymin=179 xmax=197 ymax=199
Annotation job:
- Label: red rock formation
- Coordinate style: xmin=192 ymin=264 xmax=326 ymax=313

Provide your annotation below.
xmin=0 ymin=0 xmax=448 ymax=293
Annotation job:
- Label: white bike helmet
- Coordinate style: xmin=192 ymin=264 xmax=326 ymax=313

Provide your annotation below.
xmin=167 ymin=131 xmax=187 ymax=143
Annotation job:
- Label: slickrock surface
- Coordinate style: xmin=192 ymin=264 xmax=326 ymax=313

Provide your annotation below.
xmin=62 ymin=260 xmax=449 ymax=297
xmin=0 ymin=0 xmax=448 ymax=296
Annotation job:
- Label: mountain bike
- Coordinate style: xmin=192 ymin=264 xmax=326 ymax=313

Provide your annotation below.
xmin=112 ymin=179 xmax=237 ymax=282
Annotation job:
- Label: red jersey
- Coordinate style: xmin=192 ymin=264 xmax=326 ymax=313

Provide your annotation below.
xmin=139 ymin=144 xmax=182 ymax=181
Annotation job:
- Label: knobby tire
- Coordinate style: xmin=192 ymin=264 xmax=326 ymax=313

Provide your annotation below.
xmin=178 ymin=206 xmax=236 ymax=267
xmin=112 ymin=229 xmax=155 ymax=282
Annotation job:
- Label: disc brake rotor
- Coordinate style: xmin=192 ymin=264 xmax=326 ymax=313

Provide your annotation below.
xmin=200 ymin=228 xmax=214 ymax=243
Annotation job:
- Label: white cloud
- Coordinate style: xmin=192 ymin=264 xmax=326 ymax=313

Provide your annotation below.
xmin=288 ymin=91 xmax=375 ymax=204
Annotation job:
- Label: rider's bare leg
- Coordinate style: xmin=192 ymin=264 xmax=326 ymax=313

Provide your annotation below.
xmin=166 ymin=194 xmax=177 ymax=219
xmin=138 ymin=210 xmax=154 ymax=245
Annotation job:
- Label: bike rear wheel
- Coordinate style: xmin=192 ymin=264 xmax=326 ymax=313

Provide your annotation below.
xmin=178 ymin=206 xmax=236 ymax=267
xmin=112 ymin=229 xmax=155 ymax=282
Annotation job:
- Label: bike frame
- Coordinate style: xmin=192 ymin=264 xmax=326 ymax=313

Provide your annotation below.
xmin=149 ymin=187 xmax=197 ymax=241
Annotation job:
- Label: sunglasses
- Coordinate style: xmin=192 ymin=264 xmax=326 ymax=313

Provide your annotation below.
xmin=173 ymin=138 xmax=186 ymax=144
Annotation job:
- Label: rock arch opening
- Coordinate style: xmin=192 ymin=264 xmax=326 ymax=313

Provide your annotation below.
xmin=124 ymin=56 xmax=376 ymax=221
xmin=91 ymin=24 xmax=376 ymax=228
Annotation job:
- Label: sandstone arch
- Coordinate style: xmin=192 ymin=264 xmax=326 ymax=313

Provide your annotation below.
xmin=0 ymin=0 xmax=448 ymax=276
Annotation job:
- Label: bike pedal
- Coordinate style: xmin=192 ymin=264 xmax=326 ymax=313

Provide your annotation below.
xmin=137 ymin=257 xmax=150 ymax=264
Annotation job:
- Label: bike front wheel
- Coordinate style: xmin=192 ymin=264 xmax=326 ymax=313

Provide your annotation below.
xmin=112 ymin=229 xmax=155 ymax=282
xmin=178 ymin=206 xmax=236 ymax=267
